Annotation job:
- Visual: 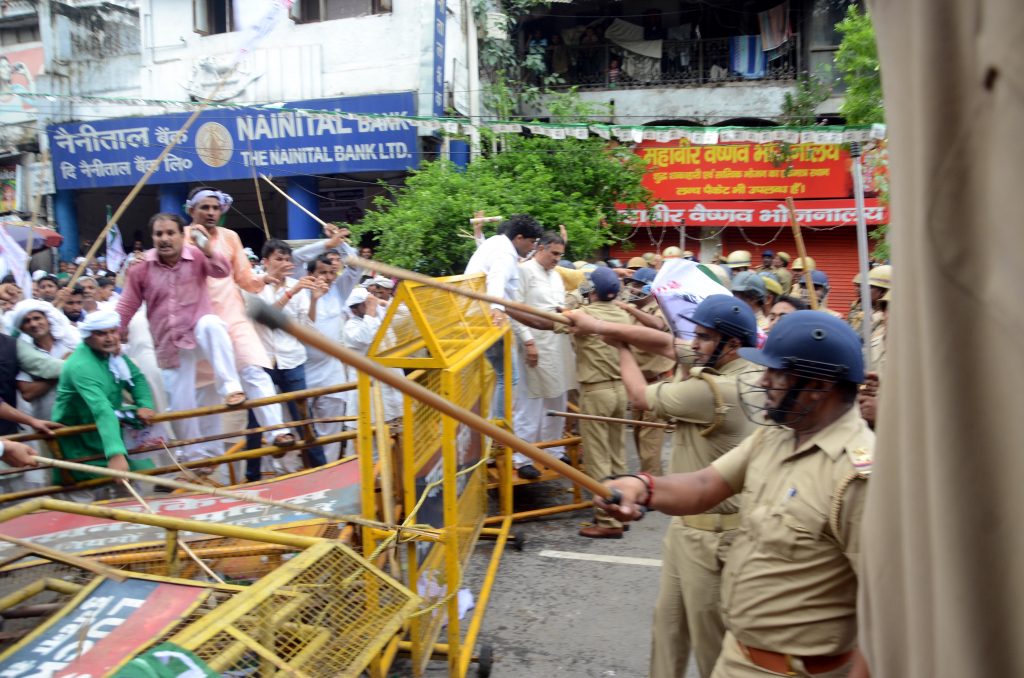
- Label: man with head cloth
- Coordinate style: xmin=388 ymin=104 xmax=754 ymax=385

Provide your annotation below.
xmin=183 ymin=187 xmax=294 ymax=449
xmin=52 ymin=310 xmax=157 ymax=502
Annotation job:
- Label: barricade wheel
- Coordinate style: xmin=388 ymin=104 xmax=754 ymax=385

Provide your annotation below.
xmin=477 ymin=642 xmax=494 ymax=677
xmin=512 ymin=531 xmax=526 ymax=551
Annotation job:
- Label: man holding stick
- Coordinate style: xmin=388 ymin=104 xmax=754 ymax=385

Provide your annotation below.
xmin=567 ymin=295 xmax=760 ymax=677
xmin=596 ymin=311 xmax=871 ymax=678
xmin=183 ymin=186 xmax=294 ymax=449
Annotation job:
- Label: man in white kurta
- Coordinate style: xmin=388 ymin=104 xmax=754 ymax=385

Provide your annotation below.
xmin=511 ymin=233 xmax=575 ymax=476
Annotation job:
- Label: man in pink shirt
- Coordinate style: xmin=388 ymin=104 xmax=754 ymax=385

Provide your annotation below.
xmin=117 ymin=212 xmax=245 ymax=463
xmin=184 ymin=186 xmax=294 ymax=448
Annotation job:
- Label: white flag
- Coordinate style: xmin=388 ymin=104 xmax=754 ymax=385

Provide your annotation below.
xmin=0 ymin=224 xmax=31 ymax=300
xmin=232 ymin=0 xmax=294 ymax=67
xmin=106 ymin=223 xmax=127 ymax=273
xmin=651 ymin=258 xmax=732 ymax=340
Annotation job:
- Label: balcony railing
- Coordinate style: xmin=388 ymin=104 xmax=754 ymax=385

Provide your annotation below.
xmin=525 ymin=35 xmax=801 ymax=90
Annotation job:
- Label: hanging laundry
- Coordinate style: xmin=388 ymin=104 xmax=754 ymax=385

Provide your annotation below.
xmin=729 ymin=36 xmax=767 ymax=79
xmin=759 ymin=2 xmax=792 ymax=51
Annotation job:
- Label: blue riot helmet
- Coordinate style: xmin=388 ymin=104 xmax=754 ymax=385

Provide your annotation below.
xmin=622 ymin=266 xmax=657 ymax=302
xmin=589 ymin=266 xmax=621 ymax=302
xmin=682 ymin=294 xmax=758 ymax=348
xmin=738 ymin=310 xmax=865 ymax=425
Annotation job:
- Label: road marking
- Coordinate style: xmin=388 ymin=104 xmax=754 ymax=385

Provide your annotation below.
xmin=538 ymin=549 xmax=662 ymax=567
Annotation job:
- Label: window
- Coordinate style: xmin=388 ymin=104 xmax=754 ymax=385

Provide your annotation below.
xmin=292 ymin=0 xmax=391 ymax=24
xmin=194 ymin=0 xmax=233 ymax=36
xmin=0 ymin=24 xmax=40 ymax=47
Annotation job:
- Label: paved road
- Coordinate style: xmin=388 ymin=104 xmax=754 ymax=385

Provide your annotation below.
xmin=459 ymin=441 xmax=700 ymax=678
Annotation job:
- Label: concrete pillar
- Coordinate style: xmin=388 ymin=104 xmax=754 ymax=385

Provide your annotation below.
xmin=158 ymin=182 xmax=190 ymax=219
xmin=286 ymin=175 xmax=320 ymax=240
xmin=55 ymin=189 xmax=78 ymax=262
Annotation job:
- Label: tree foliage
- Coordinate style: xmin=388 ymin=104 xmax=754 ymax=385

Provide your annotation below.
xmin=835 ymin=5 xmax=884 ymax=125
xmin=353 ymin=134 xmax=651 ymax=276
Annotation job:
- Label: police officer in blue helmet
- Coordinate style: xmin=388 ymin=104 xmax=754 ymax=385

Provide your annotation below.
xmin=596 ymin=310 xmax=873 ymax=677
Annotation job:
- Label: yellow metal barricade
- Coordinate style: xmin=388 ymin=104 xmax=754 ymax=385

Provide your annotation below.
xmin=359 ymin=273 xmax=510 ymax=677
xmin=0 ymin=499 xmax=421 ymax=676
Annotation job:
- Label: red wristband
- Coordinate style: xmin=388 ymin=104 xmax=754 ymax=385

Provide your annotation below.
xmin=635 ymin=471 xmax=655 ymax=508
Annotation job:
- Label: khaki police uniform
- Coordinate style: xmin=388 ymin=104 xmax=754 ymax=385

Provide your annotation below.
xmin=573 ymin=301 xmax=632 ymax=528
xmin=629 ymin=299 xmax=675 ymax=476
xmin=645 ymin=350 xmax=758 ymax=678
xmin=772 ymin=266 xmax=793 ymax=295
xmin=709 ymin=404 xmax=872 ymax=678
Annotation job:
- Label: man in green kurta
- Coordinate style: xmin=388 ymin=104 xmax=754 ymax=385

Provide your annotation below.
xmin=51 ymin=310 xmax=155 ymax=498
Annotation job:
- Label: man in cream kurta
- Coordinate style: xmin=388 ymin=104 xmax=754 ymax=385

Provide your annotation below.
xmin=511 ymin=233 xmax=575 ymax=476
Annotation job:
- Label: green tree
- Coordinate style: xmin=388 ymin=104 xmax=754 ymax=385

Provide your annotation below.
xmin=354 ymin=134 xmax=650 ymax=276
xmin=835 ymin=5 xmax=884 ymax=125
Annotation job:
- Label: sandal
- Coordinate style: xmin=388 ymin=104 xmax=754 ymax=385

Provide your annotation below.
xmin=225 ymin=392 xmax=246 ymax=407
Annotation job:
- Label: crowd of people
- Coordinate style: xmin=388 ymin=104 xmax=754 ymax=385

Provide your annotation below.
xmin=0 ymin=185 xmax=402 ymax=499
xmin=0 ymin=202 xmax=891 ymax=676
xmin=467 ymin=215 xmax=890 ymax=678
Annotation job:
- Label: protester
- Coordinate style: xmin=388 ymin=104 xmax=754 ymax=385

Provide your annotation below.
xmin=117 ymin=212 xmax=248 ymax=465
xmin=183 ymin=187 xmax=295 ymax=449
xmin=243 ymin=239 xmax=327 ymax=480
xmin=510 ymin=232 xmax=574 ymax=478
xmin=52 ymin=310 xmax=156 ymax=502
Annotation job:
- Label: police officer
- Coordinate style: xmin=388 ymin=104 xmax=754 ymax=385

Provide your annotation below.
xmin=567 ymin=295 xmax=760 ymax=678
xmin=615 ymin=266 xmax=674 ymax=476
xmin=572 ymin=266 xmax=633 ymax=538
xmin=730 ymin=271 xmax=769 ymax=332
xmin=599 ymin=311 xmax=872 ymax=678
xmin=725 ymin=250 xmax=752 ymax=273
xmin=847 ymin=265 xmax=891 ymax=334
xmin=796 ymin=270 xmax=843 ymax=318
xmin=771 ymin=251 xmax=793 ymax=295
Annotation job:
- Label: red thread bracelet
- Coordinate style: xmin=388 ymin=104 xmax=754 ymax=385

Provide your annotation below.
xmin=635 ymin=471 xmax=655 ymax=508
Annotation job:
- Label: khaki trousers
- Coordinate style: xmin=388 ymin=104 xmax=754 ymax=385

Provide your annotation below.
xmin=651 ymin=519 xmax=732 ymax=678
xmin=632 ymin=407 xmax=666 ymax=475
xmin=578 ymin=383 xmax=626 ymax=528
xmin=711 ymin=632 xmax=852 ymax=678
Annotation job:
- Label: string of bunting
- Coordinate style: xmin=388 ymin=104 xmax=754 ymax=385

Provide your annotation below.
xmin=19 ymin=91 xmax=886 ymax=146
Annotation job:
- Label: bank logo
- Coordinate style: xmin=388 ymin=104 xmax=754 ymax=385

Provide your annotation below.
xmin=195 ymin=121 xmax=233 ymax=168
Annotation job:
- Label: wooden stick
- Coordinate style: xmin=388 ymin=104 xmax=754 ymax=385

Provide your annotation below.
xmin=344 ymin=255 xmax=571 ymax=326
xmin=249 ymin=300 xmax=617 ymax=501
xmin=32 ymin=457 xmax=438 ymax=540
xmin=546 ymin=410 xmax=674 ymax=430
xmin=251 ymin=143 xmax=272 ymax=240
xmin=60 ymin=74 xmax=235 ymax=305
xmin=785 ymin=197 xmax=819 ymax=311
xmin=259 ymin=173 xmax=327 ymax=230
xmin=0 ymin=532 xmax=126 ymax=582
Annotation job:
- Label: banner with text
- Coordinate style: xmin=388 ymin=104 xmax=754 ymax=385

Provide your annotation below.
xmin=0 ymin=459 xmax=360 ymax=556
xmin=619 ymin=199 xmax=888 ymax=228
xmin=48 ymin=92 xmax=419 ymax=190
xmin=638 ymin=140 xmax=852 ymax=201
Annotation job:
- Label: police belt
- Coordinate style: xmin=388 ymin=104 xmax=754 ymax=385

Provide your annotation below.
xmin=681 ymin=512 xmax=741 ymax=532
xmin=579 ymin=379 xmax=623 ymax=393
xmin=738 ymin=641 xmax=854 ymax=676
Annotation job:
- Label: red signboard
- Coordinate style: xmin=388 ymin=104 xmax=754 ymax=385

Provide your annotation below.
xmin=620 ymin=199 xmax=888 ymax=229
xmin=0 ymin=459 xmax=361 ymax=556
xmin=638 ymin=140 xmax=852 ymax=201
xmin=0 ymin=578 xmax=208 ymax=677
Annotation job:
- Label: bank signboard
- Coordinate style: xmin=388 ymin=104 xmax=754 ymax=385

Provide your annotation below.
xmin=48 ymin=92 xmax=419 ymax=191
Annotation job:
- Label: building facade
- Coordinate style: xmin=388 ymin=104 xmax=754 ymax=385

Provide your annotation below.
xmin=38 ymin=0 xmax=479 ymax=261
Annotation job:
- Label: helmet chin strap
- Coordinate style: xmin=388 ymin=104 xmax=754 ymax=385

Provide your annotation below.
xmin=768 ymin=377 xmax=809 ymax=424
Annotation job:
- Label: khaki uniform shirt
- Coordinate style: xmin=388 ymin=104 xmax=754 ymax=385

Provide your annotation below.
xmin=712 ymin=404 xmax=873 ymax=656
xmin=646 ymin=352 xmax=758 ymax=515
xmin=631 ymin=300 xmax=676 ymax=379
xmin=573 ymin=301 xmax=631 ymax=384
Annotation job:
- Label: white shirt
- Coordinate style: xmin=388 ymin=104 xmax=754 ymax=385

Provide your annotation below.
xmin=245 ymin=278 xmax=310 ymax=370
xmin=293 ymin=239 xmax=361 ymax=306
xmin=517 ymin=259 xmax=575 ymax=398
xmin=465 ymin=234 xmax=529 ymax=340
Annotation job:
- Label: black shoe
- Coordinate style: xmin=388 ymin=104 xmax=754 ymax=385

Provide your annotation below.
xmin=517 ymin=465 xmax=541 ymax=480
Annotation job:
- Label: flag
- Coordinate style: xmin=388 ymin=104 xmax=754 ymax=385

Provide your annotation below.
xmin=105 ymin=206 xmax=127 ymax=273
xmin=232 ymin=0 xmax=294 ymax=67
xmin=651 ymin=258 xmax=732 ymax=340
xmin=0 ymin=220 xmax=31 ymax=300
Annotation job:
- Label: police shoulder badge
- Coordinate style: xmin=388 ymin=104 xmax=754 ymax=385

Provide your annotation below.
xmin=845 ymin=447 xmax=873 ymax=476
